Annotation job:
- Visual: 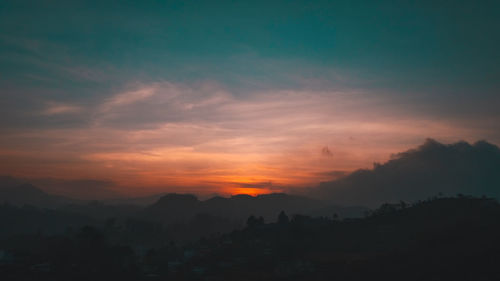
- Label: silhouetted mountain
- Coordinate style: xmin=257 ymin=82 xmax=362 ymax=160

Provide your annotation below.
xmin=145 ymin=193 xmax=201 ymax=222
xmin=0 ymin=204 xmax=96 ymax=238
xmin=103 ymin=193 xmax=168 ymax=206
xmin=59 ymin=201 xmax=142 ymax=219
xmin=313 ymin=139 xmax=500 ymax=206
xmin=0 ymin=176 xmax=24 ymax=187
xmin=0 ymin=182 xmax=70 ymax=207
xmin=143 ymin=193 xmax=366 ymax=224
xmin=27 ymin=178 xmax=121 ymax=200
xmin=0 ymin=176 xmax=83 ymax=208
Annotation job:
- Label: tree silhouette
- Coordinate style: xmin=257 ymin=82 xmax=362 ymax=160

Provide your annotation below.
xmin=278 ymin=210 xmax=289 ymax=224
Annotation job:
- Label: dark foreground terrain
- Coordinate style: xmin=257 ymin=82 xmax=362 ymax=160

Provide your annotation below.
xmin=2 ymin=196 xmax=500 ymax=280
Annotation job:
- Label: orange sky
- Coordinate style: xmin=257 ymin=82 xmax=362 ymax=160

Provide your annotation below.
xmin=2 ymin=1 xmax=500 ymax=199
xmin=0 ymin=82 xmax=492 ymax=198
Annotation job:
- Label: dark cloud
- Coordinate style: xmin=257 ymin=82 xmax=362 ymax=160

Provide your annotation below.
xmin=321 ymin=146 xmax=333 ymax=157
xmin=233 ymin=181 xmax=274 ymax=189
xmin=311 ymin=139 xmax=500 ymax=207
xmin=315 ymin=170 xmax=349 ymax=179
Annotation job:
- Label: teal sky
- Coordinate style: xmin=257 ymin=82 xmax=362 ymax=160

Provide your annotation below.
xmin=1 ymin=0 xmax=499 ymax=197
xmin=2 ymin=1 xmax=499 ymax=88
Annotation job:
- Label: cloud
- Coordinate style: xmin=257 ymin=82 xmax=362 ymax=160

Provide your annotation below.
xmin=91 ymin=82 xmax=232 ymax=128
xmin=315 ymin=170 xmax=349 ymax=179
xmin=2 ymin=80 xmax=497 ymax=196
xmin=99 ymin=85 xmax=158 ymax=112
xmin=230 ymin=181 xmax=274 ymax=189
xmin=42 ymin=102 xmax=83 ymax=115
xmin=311 ymin=139 xmax=500 ymax=207
xmin=321 ymin=146 xmax=333 ymax=157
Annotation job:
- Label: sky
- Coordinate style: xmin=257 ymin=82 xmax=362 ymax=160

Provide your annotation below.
xmin=1 ymin=0 xmax=499 ymax=198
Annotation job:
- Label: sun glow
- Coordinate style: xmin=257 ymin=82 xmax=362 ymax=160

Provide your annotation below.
xmin=0 ymin=82 xmax=484 ymax=198
xmin=225 ymin=187 xmax=275 ymax=196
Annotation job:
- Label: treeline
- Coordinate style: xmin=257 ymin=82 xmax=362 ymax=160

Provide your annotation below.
xmin=2 ymin=195 xmax=500 ymax=280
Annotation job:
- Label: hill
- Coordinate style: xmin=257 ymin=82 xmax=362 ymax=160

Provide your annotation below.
xmin=143 ymin=193 xmax=366 ymax=224
xmin=0 ymin=176 xmax=73 ymax=208
xmin=3 ymin=196 xmax=500 ymax=280
xmin=179 ymin=196 xmax=500 ymax=280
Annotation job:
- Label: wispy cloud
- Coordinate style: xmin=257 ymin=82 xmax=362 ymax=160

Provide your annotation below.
xmin=99 ymin=85 xmax=158 ymax=112
xmin=42 ymin=102 xmax=83 ymax=116
xmin=2 ymin=80 xmax=491 ymax=197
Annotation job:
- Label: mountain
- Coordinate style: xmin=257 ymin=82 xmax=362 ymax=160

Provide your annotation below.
xmin=0 ymin=204 xmax=96 ymax=238
xmin=0 ymin=175 xmax=24 ymax=187
xmin=143 ymin=193 xmax=367 ymax=224
xmin=144 ymin=193 xmax=200 ymax=222
xmin=312 ymin=139 xmax=500 ymax=207
xmin=103 ymin=193 xmax=168 ymax=206
xmin=0 ymin=181 xmax=71 ymax=208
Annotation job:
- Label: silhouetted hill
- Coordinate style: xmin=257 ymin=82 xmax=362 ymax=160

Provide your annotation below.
xmin=3 ymin=196 xmax=498 ymax=280
xmin=103 ymin=193 xmax=168 ymax=206
xmin=0 ymin=176 xmax=24 ymax=187
xmin=59 ymin=201 xmax=141 ymax=219
xmin=0 ymin=204 xmax=96 ymax=238
xmin=0 ymin=182 xmax=71 ymax=207
xmin=145 ymin=193 xmax=201 ymax=221
xmin=196 ymin=196 xmax=500 ymax=280
xmin=143 ymin=193 xmax=366 ymax=224
xmin=313 ymin=139 xmax=500 ymax=206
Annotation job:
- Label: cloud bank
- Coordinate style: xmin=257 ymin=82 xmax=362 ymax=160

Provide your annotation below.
xmin=312 ymin=139 xmax=500 ymax=207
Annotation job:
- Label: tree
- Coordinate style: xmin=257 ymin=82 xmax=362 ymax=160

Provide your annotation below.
xmin=247 ymin=215 xmax=265 ymax=228
xmin=400 ymin=200 xmax=407 ymax=209
xmin=278 ymin=210 xmax=289 ymax=224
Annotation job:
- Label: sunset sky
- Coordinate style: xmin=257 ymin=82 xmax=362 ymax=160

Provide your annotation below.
xmin=1 ymin=0 xmax=499 ymax=198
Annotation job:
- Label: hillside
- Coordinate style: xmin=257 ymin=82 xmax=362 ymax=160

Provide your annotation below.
xmin=2 ymin=196 xmax=500 ymax=280
xmin=0 ymin=181 xmax=72 ymax=208
xmin=143 ymin=193 xmax=366 ymax=224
